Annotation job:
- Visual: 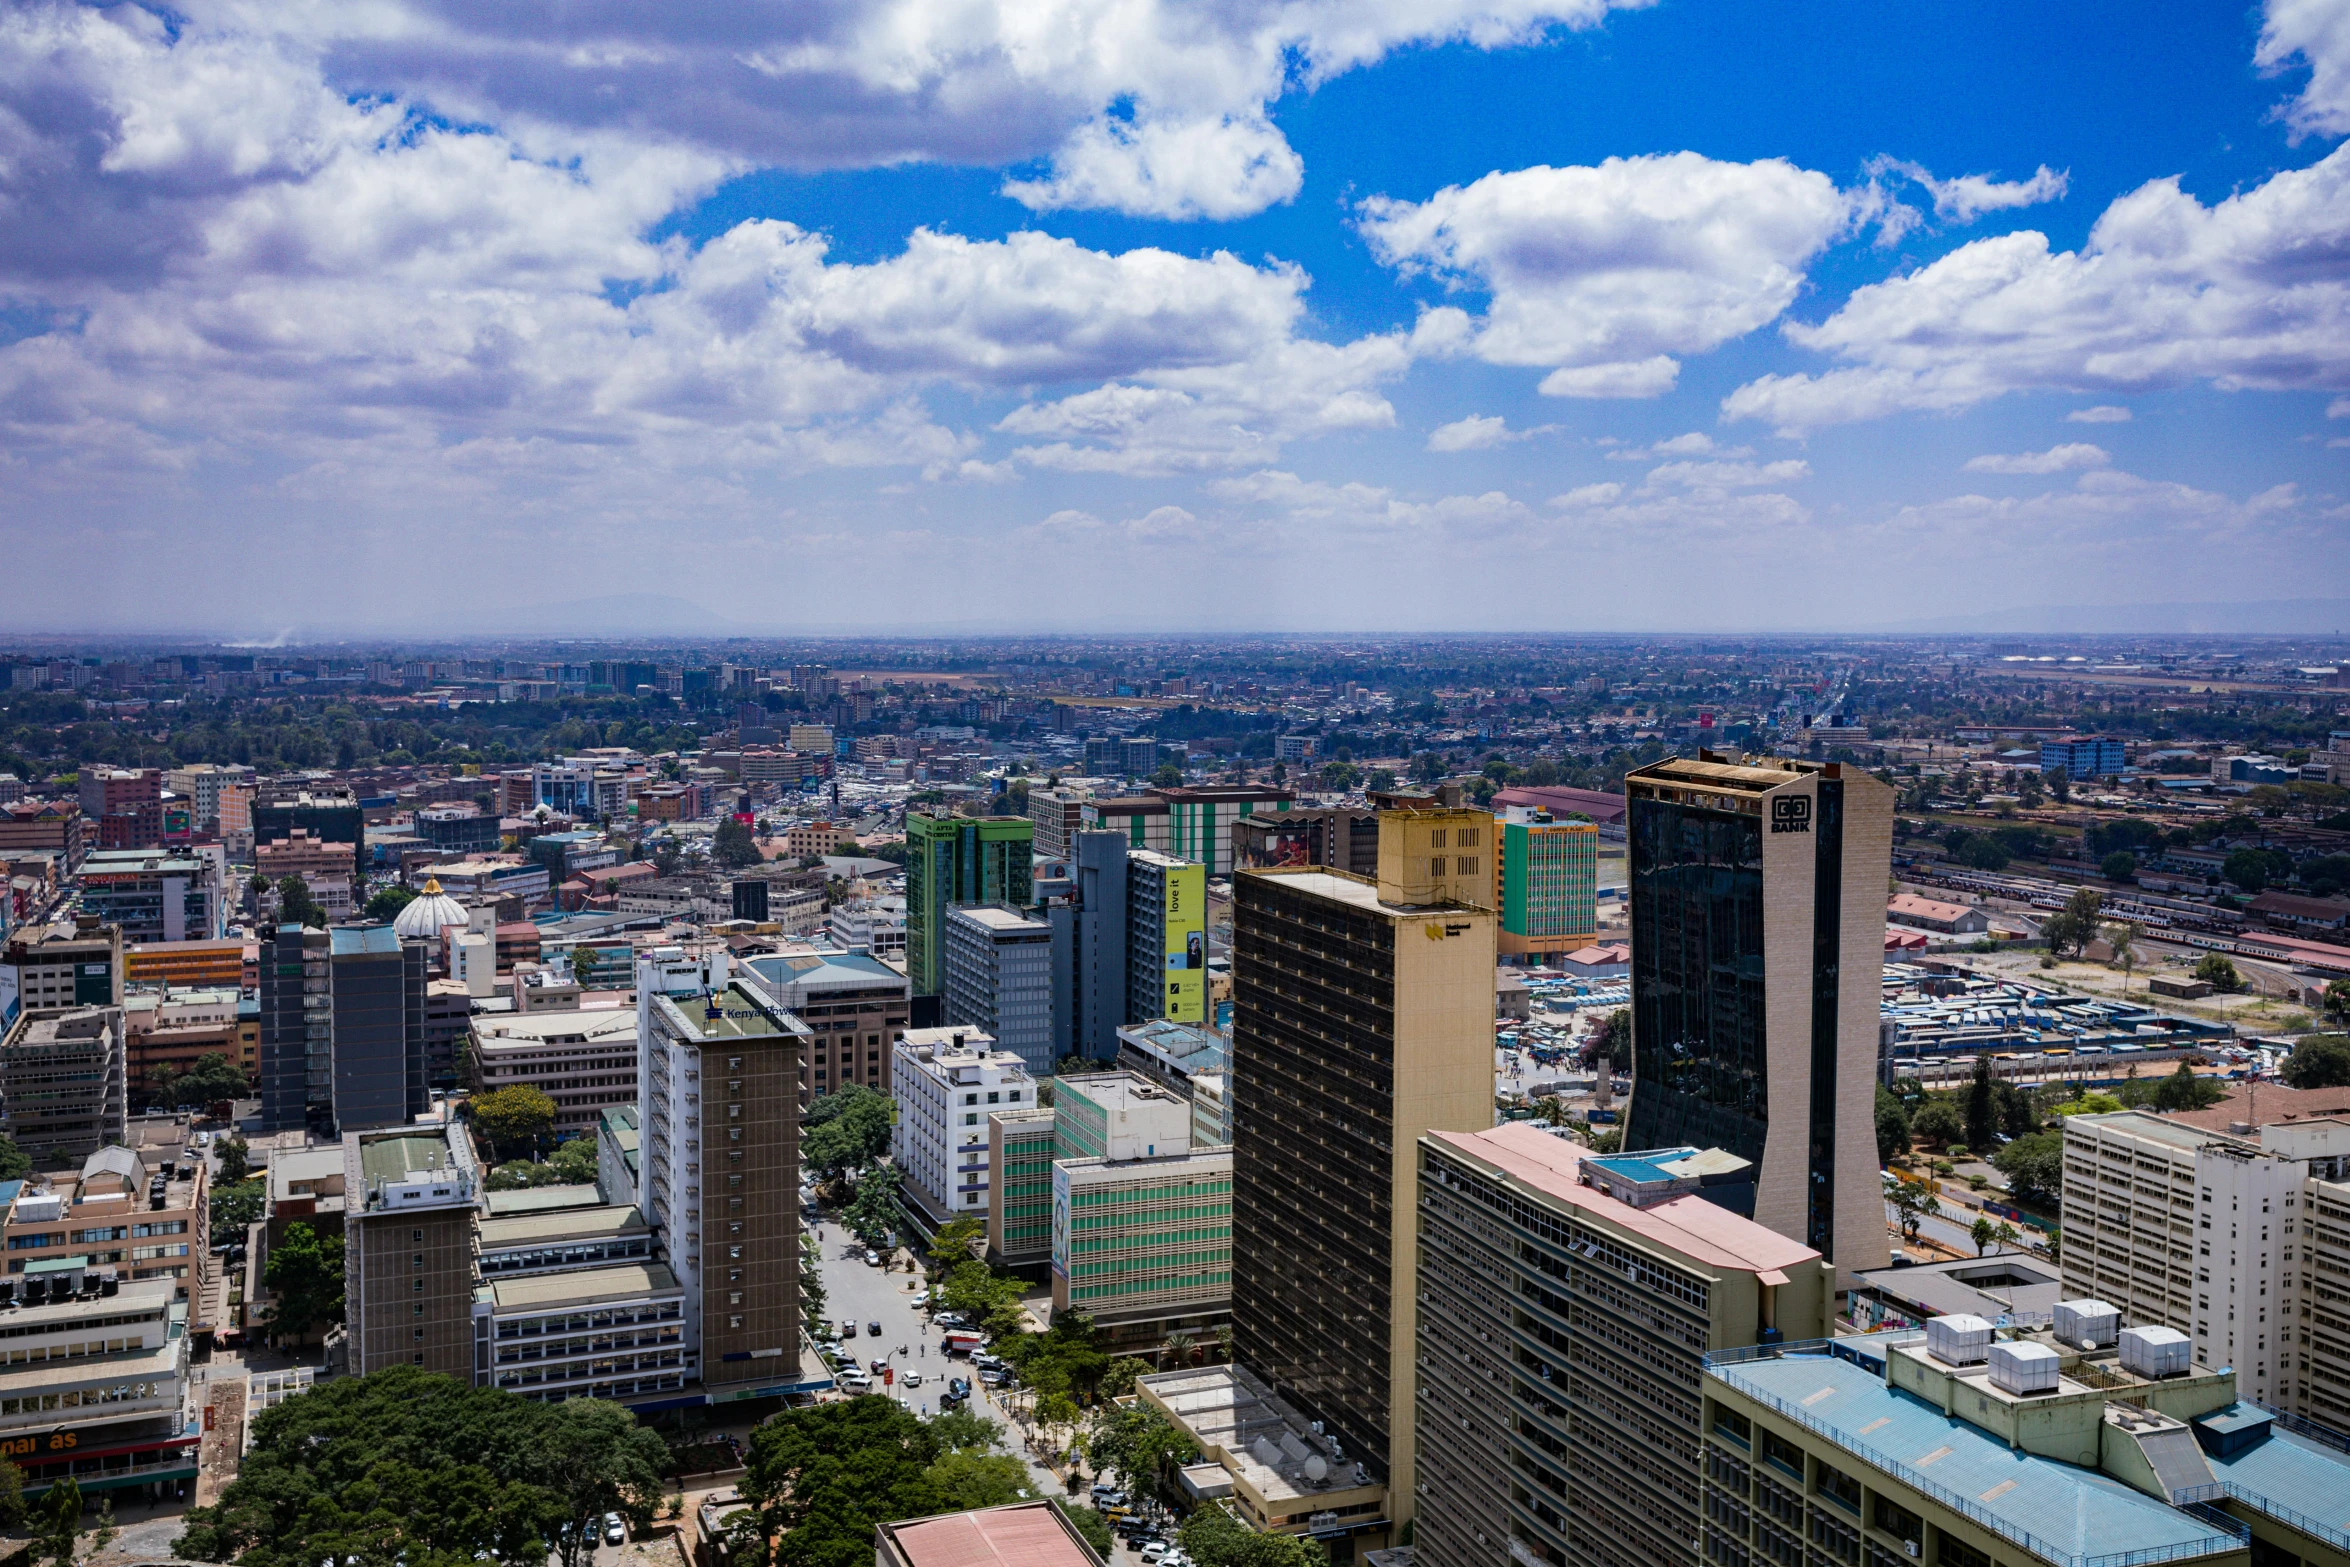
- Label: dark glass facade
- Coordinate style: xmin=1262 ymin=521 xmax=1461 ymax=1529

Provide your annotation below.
xmin=1230 ymin=875 xmax=1398 ymax=1486
xmin=1624 ymin=796 xmax=1768 ymax=1187
xmin=1804 ymin=781 xmax=1844 ymax=1255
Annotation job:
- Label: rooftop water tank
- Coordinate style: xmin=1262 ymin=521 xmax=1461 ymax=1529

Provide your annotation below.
xmin=2119 ymin=1325 xmax=2192 ymax=1380
xmin=2053 ymin=1299 xmax=2121 ymax=1351
xmin=1988 ymin=1340 xmax=2061 ymax=1396
xmin=1925 ymin=1313 xmax=1995 ymax=1367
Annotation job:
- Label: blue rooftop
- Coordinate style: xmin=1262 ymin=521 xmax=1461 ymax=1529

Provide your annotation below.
xmin=2200 ymin=1405 xmax=2350 ymax=1557
xmin=744 ymin=951 xmax=901 ymax=986
xmin=1710 ymin=1350 xmax=2242 ymax=1566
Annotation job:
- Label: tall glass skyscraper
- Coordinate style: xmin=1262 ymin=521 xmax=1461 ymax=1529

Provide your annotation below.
xmin=903 ymin=813 xmax=1034 ymax=997
xmin=1622 ymin=754 xmax=1893 ymax=1283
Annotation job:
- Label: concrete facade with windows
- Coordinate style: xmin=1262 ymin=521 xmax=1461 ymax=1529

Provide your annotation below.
xmin=0 ymin=1276 xmax=195 ymax=1500
xmin=742 ymin=950 xmax=908 ymax=1107
xmin=342 ymin=1123 xmax=482 ymax=1379
xmin=477 ymin=1262 xmax=690 ymax=1406
xmin=1051 ymin=1146 xmax=1231 ymax=1326
xmin=1495 ymin=804 xmax=1600 ymax=961
xmin=0 ymin=1006 xmax=128 ymax=1166
xmin=1414 ymin=1124 xmax=1831 ymax=1567
xmin=943 ymin=906 xmax=1054 ymax=1077
xmin=4 ymin=1147 xmax=208 ymax=1303
xmin=890 ymin=1028 xmax=1035 ymax=1235
xmin=75 ymin=850 xmax=222 ymax=946
xmin=470 ymin=1007 xmax=639 ymax=1137
xmin=639 ymin=977 xmax=805 ymax=1401
xmin=1230 ymin=840 xmax=1498 ymax=1534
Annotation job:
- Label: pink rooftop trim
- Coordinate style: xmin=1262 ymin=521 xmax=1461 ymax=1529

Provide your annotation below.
xmin=883 ymin=1504 xmax=1097 ymax=1567
xmin=1430 ymin=1122 xmax=1821 ymax=1275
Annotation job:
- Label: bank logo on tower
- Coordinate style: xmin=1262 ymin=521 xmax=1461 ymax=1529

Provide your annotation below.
xmin=1770 ymin=796 xmax=1812 ymax=834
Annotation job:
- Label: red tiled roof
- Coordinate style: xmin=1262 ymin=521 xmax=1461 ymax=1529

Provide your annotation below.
xmin=882 ymin=1504 xmax=1098 ymax=1567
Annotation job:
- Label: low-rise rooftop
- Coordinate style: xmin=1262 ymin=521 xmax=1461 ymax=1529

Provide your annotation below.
xmin=484 ymin=1260 xmax=679 ymax=1314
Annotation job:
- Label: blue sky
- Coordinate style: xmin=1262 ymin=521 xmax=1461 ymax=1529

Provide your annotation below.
xmin=0 ymin=0 xmax=2344 ymax=634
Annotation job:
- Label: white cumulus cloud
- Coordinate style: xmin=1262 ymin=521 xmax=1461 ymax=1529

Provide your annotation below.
xmin=2067 ymin=406 xmax=2133 ymax=423
xmin=1963 ymin=443 xmax=2111 ymax=474
xmin=2258 ymin=0 xmax=2350 ymax=135
xmin=1723 ymin=144 xmax=2350 ymax=432
xmin=1867 ymin=158 xmax=2069 ymax=222
xmin=1358 ymin=153 xmax=1851 ymax=396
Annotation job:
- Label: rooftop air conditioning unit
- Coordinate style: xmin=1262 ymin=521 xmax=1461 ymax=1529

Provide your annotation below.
xmin=1924 ymin=1313 xmax=1993 ymax=1367
xmin=2053 ymin=1299 xmax=2120 ymax=1351
xmin=1987 ymin=1340 xmax=2060 ymax=1396
xmin=2119 ymin=1325 xmax=2191 ymax=1380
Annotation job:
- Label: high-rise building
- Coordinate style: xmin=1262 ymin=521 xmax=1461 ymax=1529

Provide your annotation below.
xmin=1621 ymin=755 xmax=1893 ymax=1280
xmin=1494 ymin=804 xmax=1599 ymax=961
xmin=904 ymin=814 xmax=1034 ymax=998
xmin=164 ymin=763 xmax=250 ymax=835
xmin=1048 ymin=1072 xmax=1228 ymax=1344
xmin=0 ymin=1005 xmax=128 ymax=1165
xmin=1053 ymin=835 xmax=1212 ymax=1065
xmin=1026 ymin=787 xmax=1091 ymax=860
xmin=258 ymin=924 xmax=330 ymax=1134
xmin=341 ymin=1122 xmax=481 ymax=1378
xmin=1414 ymin=1124 xmax=1832 ymax=1567
xmin=1087 ymin=786 xmax=1294 ymax=878
xmin=1226 ymin=815 xmax=1497 ymax=1534
xmin=1230 ymin=806 xmax=1379 ymax=878
xmin=943 ymin=906 xmax=1055 ymax=1076
xmin=639 ymin=974 xmax=805 ymax=1402
xmin=251 ymin=789 xmax=364 ymax=863
xmin=328 ymin=928 xmax=428 ymax=1134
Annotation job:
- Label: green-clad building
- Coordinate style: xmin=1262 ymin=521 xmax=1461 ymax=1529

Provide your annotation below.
xmin=987 ymin=1106 xmax=1058 ymax=1270
xmin=905 ymin=814 xmax=1034 ymax=997
xmin=1496 ymin=804 xmax=1599 ymax=961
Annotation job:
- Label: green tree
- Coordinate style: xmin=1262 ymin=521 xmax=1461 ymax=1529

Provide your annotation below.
xmin=1180 ymin=1501 xmax=1330 ymax=1567
xmin=2046 ymin=766 xmax=2070 ymax=803
xmin=2284 ymin=1036 xmax=2350 ymax=1090
xmin=33 ymin=1476 xmax=81 ymax=1567
xmin=275 ymin=875 xmax=325 ymax=929
xmin=924 ymin=1449 xmax=1035 ymax=1512
xmin=174 ymin=1367 xmax=608 ymax=1566
xmin=2051 ymin=1090 xmax=2124 ymax=1116
xmin=843 ymin=1164 xmax=905 ymax=1245
xmin=2152 ymin=1062 xmax=2226 ymax=1112
xmin=1151 ymin=763 xmax=1185 ymax=788
xmin=714 ymin=817 xmax=762 ymax=869
xmin=803 ymin=1086 xmax=897 ymax=1183
xmin=1970 ymin=1216 xmax=1996 ymax=1256
xmin=2225 ymin=848 xmax=2274 ymax=893
xmin=215 ymin=1135 xmax=250 ymax=1183
xmin=534 ymin=1398 xmax=671 ymax=1567
xmin=1955 ymin=835 xmax=2009 ymax=871
xmin=1590 ymin=1008 xmax=1631 ymax=1064
xmin=2042 ymin=887 xmax=2105 ymax=959
xmin=928 ymin=1216 xmax=987 ymax=1271
xmin=2100 ymin=851 xmax=2139 ymax=882
xmin=1874 ymin=1085 xmax=1912 ymax=1161
xmin=1088 ymin=1404 xmax=1198 ymax=1501
xmin=469 ymin=1084 xmax=558 ymax=1160
xmin=741 ymin=1398 xmax=948 ymax=1567
xmin=167 ymin=1052 xmax=248 ymax=1109
xmin=1909 ymin=1098 xmax=1965 ymax=1149
xmin=211 ymin=1177 xmax=266 ymax=1238
xmin=262 ymin=1221 xmax=345 ymax=1343
xmin=1055 ymin=1501 xmax=1115 ymax=1559
xmin=1963 ymin=1057 xmax=1997 ymax=1154
xmin=0 ymin=1457 xmax=24 ymax=1530
xmin=2323 ymin=979 xmax=2350 ymax=1025
xmin=365 ymin=885 xmax=417 ymax=921
xmin=2195 ymin=954 xmax=2245 ymax=993
xmin=0 ymin=1137 xmax=30 ymax=1182
xmin=1991 ymin=1132 xmax=2065 ymax=1209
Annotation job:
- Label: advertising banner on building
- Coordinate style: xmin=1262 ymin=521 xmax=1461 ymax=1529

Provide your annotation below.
xmin=1161 ymin=859 xmax=1207 ymax=1024
xmin=1050 ymin=1161 xmax=1072 ymax=1277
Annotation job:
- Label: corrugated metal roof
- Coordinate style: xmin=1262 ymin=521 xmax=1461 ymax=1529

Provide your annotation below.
xmin=1712 ymin=1353 xmax=2236 ymax=1561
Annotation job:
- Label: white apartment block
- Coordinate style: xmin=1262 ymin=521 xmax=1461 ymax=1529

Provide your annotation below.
xmin=2062 ymin=1108 xmax=2350 ymax=1426
xmin=890 ymin=1027 xmax=1036 ymax=1232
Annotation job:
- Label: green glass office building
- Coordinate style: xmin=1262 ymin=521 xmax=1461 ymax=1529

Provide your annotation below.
xmin=905 ymin=814 xmax=1034 ymax=997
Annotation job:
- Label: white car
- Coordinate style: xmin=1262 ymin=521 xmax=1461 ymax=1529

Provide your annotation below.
xmin=903 ymin=1371 xmax=923 ymax=1388
xmin=1140 ymin=1544 xmax=1170 ymax=1563
xmin=842 ymin=1370 xmax=874 ymax=1391
xmin=603 ymin=1514 xmax=626 ymax=1547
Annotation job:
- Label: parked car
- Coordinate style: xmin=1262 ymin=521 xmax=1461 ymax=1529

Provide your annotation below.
xmin=865 ymin=1249 xmax=883 ymax=1266
xmin=1140 ymin=1542 xmax=1171 ymax=1563
xmin=1092 ymin=1488 xmax=1127 ymax=1507
xmin=979 ymin=1367 xmax=1011 ymax=1386
xmin=604 ymin=1514 xmax=626 ymax=1547
xmin=842 ymin=1370 xmax=873 ymax=1391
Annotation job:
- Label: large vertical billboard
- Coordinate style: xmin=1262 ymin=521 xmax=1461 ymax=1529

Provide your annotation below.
xmin=1161 ymin=860 xmax=1207 ymax=1024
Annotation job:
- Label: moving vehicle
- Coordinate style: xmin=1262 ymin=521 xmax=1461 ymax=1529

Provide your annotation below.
xmin=903 ymin=1371 xmax=923 ymax=1388
xmin=868 ymin=1321 xmax=883 ymax=1336
xmin=949 ymin=1378 xmax=971 ymax=1399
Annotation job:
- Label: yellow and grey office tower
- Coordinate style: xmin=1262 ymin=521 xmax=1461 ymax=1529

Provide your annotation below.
xmin=1621 ymin=754 xmax=1893 ymax=1283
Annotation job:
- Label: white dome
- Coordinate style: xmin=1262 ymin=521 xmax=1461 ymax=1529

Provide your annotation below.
xmin=392 ymin=878 xmax=470 ymax=939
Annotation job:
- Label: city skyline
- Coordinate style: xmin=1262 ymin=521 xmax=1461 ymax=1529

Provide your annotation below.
xmin=1 ymin=0 xmax=2345 ymax=633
